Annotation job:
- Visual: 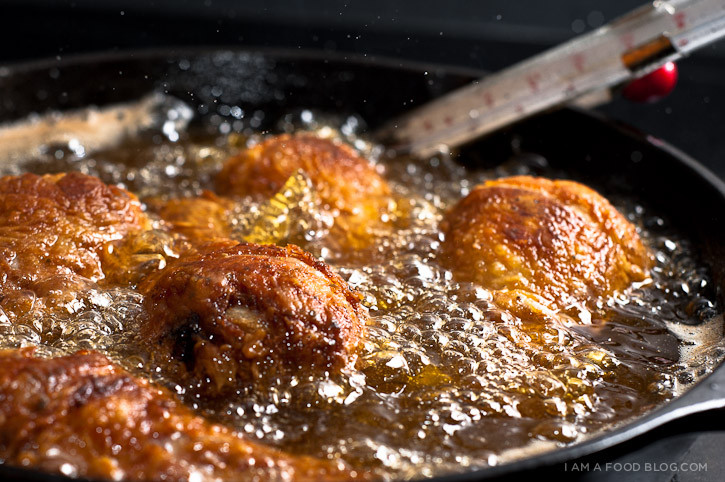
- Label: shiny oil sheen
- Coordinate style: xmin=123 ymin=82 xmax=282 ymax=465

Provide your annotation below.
xmin=0 ymin=107 xmax=722 ymax=481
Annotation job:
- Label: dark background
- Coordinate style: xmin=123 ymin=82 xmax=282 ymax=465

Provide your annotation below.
xmin=1 ymin=0 xmax=724 ymax=179
xmin=0 ymin=1 xmax=723 ymax=481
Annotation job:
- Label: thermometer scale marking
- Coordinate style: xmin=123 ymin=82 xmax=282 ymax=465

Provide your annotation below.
xmin=382 ymin=0 xmax=725 ymax=157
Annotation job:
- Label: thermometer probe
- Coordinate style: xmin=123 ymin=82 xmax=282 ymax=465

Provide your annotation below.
xmin=380 ymin=0 xmax=725 ymax=157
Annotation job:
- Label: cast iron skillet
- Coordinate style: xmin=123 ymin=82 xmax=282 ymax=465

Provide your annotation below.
xmin=0 ymin=49 xmax=724 ymax=481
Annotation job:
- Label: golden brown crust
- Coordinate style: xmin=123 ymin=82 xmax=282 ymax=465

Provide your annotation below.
xmin=0 ymin=173 xmax=150 ymax=315
xmin=216 ymin=134 xmax=392 ymax=252
xmin=139 ymin=241 xmax=368 ymax=393
xmin=440 ymin=176 xmax=653 ymax=311
xmin=0 ymin=348 xmax=362 ymax=481
xmin=147 ymin=190 xmax=235 ymax=244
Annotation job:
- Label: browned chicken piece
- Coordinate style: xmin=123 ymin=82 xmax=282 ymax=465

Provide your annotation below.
xmin=216 ymin=134 xmax=393 ymax=252
xmin=0 ymin=348 xmax=361 ymax=482
xmin=440 ymin=176 xmax=653 ymax=314
xmin=146 ymin=190 xmax=235 ymax=244
xmin=139 ymin=241 xmax=368 ymax=394
xmin=0 ymin=172 xmax=150 ymax=317
xmin=108 ymin=191 xmax=236 ymax=284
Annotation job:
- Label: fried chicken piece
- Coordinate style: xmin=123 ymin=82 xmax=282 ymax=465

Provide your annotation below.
xmin=139 ymin=241 xmax=367 ymax=394
xmin=147 ymin=190 xmax=235 ymax=244
xmin=0 ymin=348 xmax=360 ymax=481
xmin=216 ymin=134 xmax=393 ymax=252
xmin=440 ymin=176 xmax=653 ymax=313
xmin=108 ymin=192 xmax=236 ymax=285
xmin=0 ymin=173 xmax=150 ymax=316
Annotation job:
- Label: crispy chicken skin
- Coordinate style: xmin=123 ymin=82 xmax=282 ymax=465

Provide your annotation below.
xmin=0 ymin=173 xmax=149 ymax=315
xmin=139 ymin=241 xmax=368 ymax=393
xmin=216 ymin=134 xmax=392 ymax=251
xmin=440 ymin=176 xmax=653 ymax=312
xmin=146 ymin=190 xmax=235 ymax=244
xmin=0 ymin=348 xmax=360 ymax=482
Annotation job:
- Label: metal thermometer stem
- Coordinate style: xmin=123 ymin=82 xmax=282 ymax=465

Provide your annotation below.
xmin=382 ymin=0 xmax=725 ymax=158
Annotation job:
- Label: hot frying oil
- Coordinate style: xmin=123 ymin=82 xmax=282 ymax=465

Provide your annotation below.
xmin=0 ymin=109 xmax=722 ymax=480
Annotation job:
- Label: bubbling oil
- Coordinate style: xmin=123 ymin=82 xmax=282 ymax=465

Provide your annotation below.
xmin=0 ymin=104 xmax=723 ymax=481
